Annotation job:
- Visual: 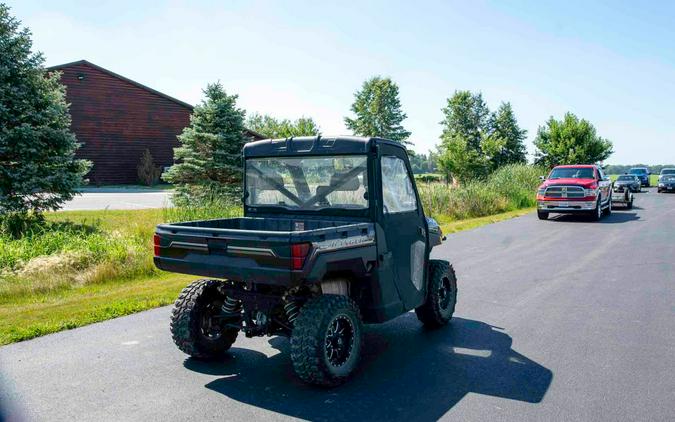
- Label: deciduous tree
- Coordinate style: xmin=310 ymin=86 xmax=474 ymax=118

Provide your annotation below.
xmin=533 ymin=113 xmax=613 ymax=168
xmin=246 ymin=113 xmax=320 ymax=138
xmin=344 ymin=76 xmax=411 ymax=145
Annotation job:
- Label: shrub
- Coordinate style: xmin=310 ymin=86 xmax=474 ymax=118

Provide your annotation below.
xmin=137 ymin=149 xmax=162 ymax=186
xmin=0 ymin=217 xmax=156 ymax=300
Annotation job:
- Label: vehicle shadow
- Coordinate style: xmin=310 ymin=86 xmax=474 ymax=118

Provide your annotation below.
xmin=184 ymin=315 xmax=553 ymax=422
xmin=552 ymin=212 xmax=640 ymax=224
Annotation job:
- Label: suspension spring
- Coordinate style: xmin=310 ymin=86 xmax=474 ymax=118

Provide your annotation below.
xmin=283 ymin=300 xmax=300 ymax=326
xmin=221 ymin=296 xmax=241 ymax=316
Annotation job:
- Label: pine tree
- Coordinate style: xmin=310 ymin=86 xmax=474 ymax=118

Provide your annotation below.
xmin=0 ymin=4 xmax=90 ymax=228
xmin=488 ymin=102 xmax=528 ymax=167
xmin=344 ymin=76 xmax=411 ymax=145
xmin=162 ymin=82 xmax=248 ymax=202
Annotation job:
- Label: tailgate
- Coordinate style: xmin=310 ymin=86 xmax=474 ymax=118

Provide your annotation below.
xmin=153 ymin=223 xmax=294 ymax=285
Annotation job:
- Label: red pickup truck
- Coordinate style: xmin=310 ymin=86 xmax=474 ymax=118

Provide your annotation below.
xmin=536 ymin=164 xmax=613 ymax=221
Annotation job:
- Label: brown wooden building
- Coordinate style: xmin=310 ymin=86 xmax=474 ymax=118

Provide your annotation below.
xmin=49 ymin=60 xmax=263 ymax=185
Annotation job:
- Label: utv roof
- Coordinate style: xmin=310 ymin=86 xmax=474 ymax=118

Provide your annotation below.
xmin=243 ymin=136 xmax=404 ymax=158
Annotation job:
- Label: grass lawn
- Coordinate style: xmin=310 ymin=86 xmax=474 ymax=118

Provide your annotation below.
xmin=0 ymin=204 xmax=533 ymax=346
xmin=0 ymin=273 xmax=191 ymax=345
xmin=435 ymin=207 xmax=535 ymax=234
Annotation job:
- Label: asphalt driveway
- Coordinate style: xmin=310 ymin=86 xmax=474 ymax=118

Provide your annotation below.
xmin=62 ymin=188 xmax=173 ymax=211
xmin=2 ymin=189 xmax=673 ymax=421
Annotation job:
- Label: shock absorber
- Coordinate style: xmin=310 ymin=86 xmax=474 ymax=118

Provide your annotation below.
xmin=221 ymin=296 xmax=241 ymax=316
xmin=283 ymin=300 xmax=300 ymax=326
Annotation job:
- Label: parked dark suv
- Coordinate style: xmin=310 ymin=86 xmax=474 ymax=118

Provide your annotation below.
xmin=154 ymin=136 xmax=457 ymax=386
xmin=658 ymin=168 xmax=675 ymax=193
xmin=628 ymin=167 xmax=650 ymax=187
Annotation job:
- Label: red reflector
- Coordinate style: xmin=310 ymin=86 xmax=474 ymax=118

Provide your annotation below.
xmin=153 ymin=234 xmax=161 ymax=256
xmin=290 ymin=243 xmax=311 ymax=270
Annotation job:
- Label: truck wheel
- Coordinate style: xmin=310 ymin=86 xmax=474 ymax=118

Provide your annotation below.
xmin=590 ymin=199 xmax=603 ymax=221
xmin=415 ymin=260 xmax=457 ymax=328
xmin=290 ymin=295 xmax=363 ymax=387
xmin=627 ymin=199 xmax=633 ymax=209
xmin=537 ymin=210 xmax=549 ymax=220
xmin=170 ymin=279 xmax=238 ymax=360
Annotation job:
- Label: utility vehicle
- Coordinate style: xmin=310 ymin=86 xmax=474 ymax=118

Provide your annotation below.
xmin=154 ymin=136 xmax=457 ymax=386
xmin=536 ymin=164 xmax=613 ymax=221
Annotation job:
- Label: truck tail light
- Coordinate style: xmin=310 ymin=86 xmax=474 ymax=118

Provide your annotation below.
xmin=153 ymin=234 xmax=161 ymax=256
xmin=290 ymin=243 xmax=311 ymax=270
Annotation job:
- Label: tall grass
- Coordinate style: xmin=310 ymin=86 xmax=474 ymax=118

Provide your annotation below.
xmin=418 ymin=164 xmax=544 ymax=220
xmin=0 ymin=198 xmax=243 ymax=301
xmin=163 ymin=196 xmax=242 ymax=223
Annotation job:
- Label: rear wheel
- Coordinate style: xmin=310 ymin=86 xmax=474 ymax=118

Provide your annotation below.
xmin=537 ymin=210 xmax=549 ymax=220
xmin=290 ymin=295 xmax=363 ymax=387
xmin=170 ymin=279 xmax=239 ymax=359
xmin=416 ymin=260 xmax=457 ymax=328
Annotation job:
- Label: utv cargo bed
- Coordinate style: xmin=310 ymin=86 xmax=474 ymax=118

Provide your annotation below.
xmin=154 ymin=217 xmax=376 ymax=286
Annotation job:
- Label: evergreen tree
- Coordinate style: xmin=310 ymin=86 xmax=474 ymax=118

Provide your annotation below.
xmin=246 ymin=113 xmax=320 ymax=138
xmin=533 ymin=112 xmax=613 ymax=168
xmin=344 ymin=76 xmax=411 ymax=145
xmin=0 ymin=4 xmax=90 ymax=228
xmin=162 ymin=82 xmax=248 ymax=202
xmin=488 ymin=102 xmax=528 ymax=167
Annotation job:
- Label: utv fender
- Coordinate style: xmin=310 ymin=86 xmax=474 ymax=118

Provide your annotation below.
xmin=302 ymin=245 xmax=377 ymax=284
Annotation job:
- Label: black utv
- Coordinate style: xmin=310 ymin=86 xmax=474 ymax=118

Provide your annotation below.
xmin=154 ymin=136 xmax=458 ymax=386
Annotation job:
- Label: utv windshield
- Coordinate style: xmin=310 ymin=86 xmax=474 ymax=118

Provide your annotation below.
xmin=548 ymin=167 xmax=595 ymax=179
xmin=245 ymin=155 xmax=368 ymax=211
xmin=629 ymin=168 xmax=647 ymax=175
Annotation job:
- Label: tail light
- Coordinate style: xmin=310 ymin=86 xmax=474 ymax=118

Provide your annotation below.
xmin=153 ymin=234 xmax=161 ymax=256
xmin=290 ymin=243 xmax=311 ymax=270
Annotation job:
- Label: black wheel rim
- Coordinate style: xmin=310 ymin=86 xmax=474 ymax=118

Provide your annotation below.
xmin=200 ymin=300 xmax=224 ymax=341
xmin=325 ymin=315 xmax=355 ymax=367
xmin=438 ymin=277 xmax=455 ymax=310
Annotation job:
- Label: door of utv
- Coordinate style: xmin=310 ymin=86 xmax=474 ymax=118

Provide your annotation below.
xmin=376 ymin=144 xmax=428 ymax=310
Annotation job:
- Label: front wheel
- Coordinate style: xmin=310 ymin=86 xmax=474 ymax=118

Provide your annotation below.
xmin=604 ymin=198 xmax=612 ymax=216
xmin=416 ymin=260 xmax=457 ymax=328
xmin=290 ymin=295 xmax=363 ymax=387
xmin=590 ymin=199 xmax=603 ymax=221
xmin=170 ymin=279 xmax=239 ymax=360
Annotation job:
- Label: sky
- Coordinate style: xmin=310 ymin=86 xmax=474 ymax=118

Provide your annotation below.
xmin=7 ymin=0 xmax=675 ymax=164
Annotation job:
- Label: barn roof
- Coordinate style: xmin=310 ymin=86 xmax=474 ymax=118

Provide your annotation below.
xmin=47 ymin=59 xmax=265 ymax=140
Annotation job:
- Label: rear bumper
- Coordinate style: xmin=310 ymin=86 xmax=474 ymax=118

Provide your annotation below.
xmin=537 ymin=200 xmax=596 ymax=212
xmin=611 ymin=192 xmax=631 ymax=203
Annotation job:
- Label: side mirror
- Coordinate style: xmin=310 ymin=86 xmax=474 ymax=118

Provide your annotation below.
xmin=539 ymin=175 xmax=546 ymax=181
